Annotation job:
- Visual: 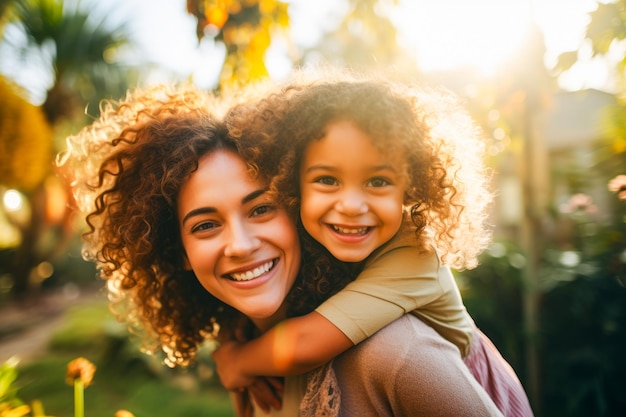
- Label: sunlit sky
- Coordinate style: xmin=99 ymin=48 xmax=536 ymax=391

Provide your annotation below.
xmin=119 ymin=0 xmax=614 ymax=92
xmin=0 ymin=0 xmax=615 ymax=103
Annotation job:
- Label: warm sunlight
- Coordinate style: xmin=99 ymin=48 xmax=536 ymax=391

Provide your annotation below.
xmin=392 ymin=0 xmax=598 ymax=79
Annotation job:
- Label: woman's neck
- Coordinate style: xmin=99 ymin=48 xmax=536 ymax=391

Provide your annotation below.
xmin=251 ymin=302 xmax=289 ymax=333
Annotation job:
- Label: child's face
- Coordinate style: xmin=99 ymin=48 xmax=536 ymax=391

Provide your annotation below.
xmin=299 ymin=120 xmax=408 ymax=262
xmin=178 ymin=150 xmax=301 ymax=331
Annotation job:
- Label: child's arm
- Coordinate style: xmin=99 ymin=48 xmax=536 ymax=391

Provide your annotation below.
xmin=212 ymin=311 xmax=352 ymax=391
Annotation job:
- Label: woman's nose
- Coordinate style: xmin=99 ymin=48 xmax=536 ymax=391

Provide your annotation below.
xmin=224 ymin=222 xmax=261 ymax=257
xmin=335 ymin=189 xmax=368 ymax=216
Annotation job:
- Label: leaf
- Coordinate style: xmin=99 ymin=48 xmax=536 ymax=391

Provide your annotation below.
xmin=555 ymin=50 xmax=579 ymax=73
xmin=587 ymin=2 xmax=626 ymax=55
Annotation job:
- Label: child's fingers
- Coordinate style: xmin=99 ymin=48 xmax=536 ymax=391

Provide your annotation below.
xmin=265 ymin=376 xmax=285 ymax=393
xmin=231 ymin=390 xmax=254 ymax=417
xmin=248 ymin=378 xmax=283 ymax=412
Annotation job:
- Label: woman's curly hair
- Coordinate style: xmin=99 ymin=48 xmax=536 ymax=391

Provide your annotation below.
xmin=227 ymin=70 xmax=494 ymax=270
xmin=53 ymin=84 xmax=275 ymax=366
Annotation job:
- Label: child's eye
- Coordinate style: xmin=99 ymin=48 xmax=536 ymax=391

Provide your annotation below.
xmin=367 ymin=177 xmax=391 ymax=187
xmin=251 ymin=204 xmax=276 ymax=217
xmin=314 ymin=176 xmax=338 ymax=186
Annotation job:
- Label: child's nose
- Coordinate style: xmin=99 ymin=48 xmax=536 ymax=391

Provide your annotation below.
xmin=335 ymin=190 xmax=368 ymax=216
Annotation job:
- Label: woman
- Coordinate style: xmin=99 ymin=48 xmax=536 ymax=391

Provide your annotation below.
xmin=57 ymin=83 xmax=503 ymax=416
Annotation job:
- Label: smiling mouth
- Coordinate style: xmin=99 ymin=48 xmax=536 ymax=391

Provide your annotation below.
xmin=227 ymin=260 xmax=276 ymax=282
xmin=330 ymin=225 xmax=371 ymax=236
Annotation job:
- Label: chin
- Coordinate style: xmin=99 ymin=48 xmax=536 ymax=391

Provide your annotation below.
xmin=331 ymin=252 xmax=368 ymax=263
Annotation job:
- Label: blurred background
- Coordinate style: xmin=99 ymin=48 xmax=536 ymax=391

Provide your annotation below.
xmin=0 ymin=0 xmax=625 ymax=416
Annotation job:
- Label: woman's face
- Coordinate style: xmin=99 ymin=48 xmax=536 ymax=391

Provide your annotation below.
xmin=178 ymin=149 xmax=301 ymax=331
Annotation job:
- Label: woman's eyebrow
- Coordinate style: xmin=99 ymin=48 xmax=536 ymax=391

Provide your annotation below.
xmin=242 ymin=189 xmax=266 ymax=204
xmin=181 ymin=189 xmax=267 ymax=226
xmin=182 ymin=207 xmax=216 ymax=226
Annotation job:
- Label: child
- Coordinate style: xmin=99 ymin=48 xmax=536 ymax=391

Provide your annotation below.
xmin=214 ymin=73 xmax=533 ymax=417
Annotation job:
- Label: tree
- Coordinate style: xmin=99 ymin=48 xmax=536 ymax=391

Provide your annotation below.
xmin=557 ymin=0 xmax=626 ymax=92
xmin=299 ymin=0 xmax=411 ymax=73
xmin=0 ymin=76 xmax=51 ymax=192
xmin=0 ymin=0 xmax=136 ymax=298
xmin=186 ymin=0 xmax=289 ymax=87
xmin=0 ymin=76 xmax=53 ymax=296
xmin=6 ymin=0 xmax=135 ymax=123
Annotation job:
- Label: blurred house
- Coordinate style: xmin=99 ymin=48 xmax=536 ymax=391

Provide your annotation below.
xmin=495 ymin=88 xmax=618 ymax=241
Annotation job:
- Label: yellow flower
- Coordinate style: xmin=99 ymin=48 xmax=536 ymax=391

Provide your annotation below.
xmin=0 ymin=404 xmax=31 ymax=417
xmin=65 ymin=358 xmax=96 ymax=388
xmin=114 ymin=411 xmax=135 ymax=417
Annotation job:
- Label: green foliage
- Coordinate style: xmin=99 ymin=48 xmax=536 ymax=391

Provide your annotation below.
xmin=8 ymin=0 xmax=136 ymax=123
xmin=0 ymin=358 xmax=27 ymax=414
xmin=16 ymin=300 xmax=234 ymax=417
xmin=538 ymin=202 xmax=626 ymax=417
xmin=556 ymin=0 xmax=626 ymax=87
xmin=540 ymin=270 xmax=626 ymax=417
xmin=554 ymin=0 xmax=626 ymax=74
xmin=586 ymin=0 xmax=626 ymax=58
xmin=462 ymin=197 xmax=626 ymax=417
xmin=47 ymin=302 xmax=114 ymax=353
xmin=459 ymin=242 xmax=528 ymax=379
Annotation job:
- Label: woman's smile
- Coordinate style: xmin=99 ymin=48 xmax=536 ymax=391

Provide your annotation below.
xmin=225 ymin=258 xmax=277 ymax=282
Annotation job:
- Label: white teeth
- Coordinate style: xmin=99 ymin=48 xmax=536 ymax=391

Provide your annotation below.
xmin=332 ymin=225 xmax=369 ymax=235
xmin=229 ymin=260 xmax=274 ymax=281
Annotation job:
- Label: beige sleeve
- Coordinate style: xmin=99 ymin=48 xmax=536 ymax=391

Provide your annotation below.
xmin=315 ymin=247 xmax=443 ymax=344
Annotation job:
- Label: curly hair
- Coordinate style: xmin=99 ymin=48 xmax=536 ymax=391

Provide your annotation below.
xmin=227 ymin=71 xmax=493 ymax=270
xmin=52 ymin=85 xmax=261 ymax=367
xmin=56 ymin=85 xmax=242 ymax=366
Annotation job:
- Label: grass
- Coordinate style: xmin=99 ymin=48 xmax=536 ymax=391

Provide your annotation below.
xmin=13 ymin=298 xmax=235 ymax=417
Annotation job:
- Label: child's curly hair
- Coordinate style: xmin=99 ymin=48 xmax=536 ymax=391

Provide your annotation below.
xmin=227 ymin=71 xmax=493 ymax=270
xmin=56 ymin=84 xmax=345 ymax=366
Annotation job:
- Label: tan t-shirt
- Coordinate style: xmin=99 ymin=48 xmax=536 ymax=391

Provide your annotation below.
xmin=315 ymin=227 xmax=475 ymax=357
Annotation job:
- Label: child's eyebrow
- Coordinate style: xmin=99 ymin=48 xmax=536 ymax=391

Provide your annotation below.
xmin=304 ymin=164 xmax=400 ymax=174
xmin=302 ymin=164 xmax=336 ymax=174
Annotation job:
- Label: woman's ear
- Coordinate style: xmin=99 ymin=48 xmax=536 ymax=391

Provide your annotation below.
xmin=182 ymin=252 xmax=192 ymax=271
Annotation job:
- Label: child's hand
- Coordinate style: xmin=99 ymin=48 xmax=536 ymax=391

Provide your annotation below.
xmin=248 ymin=377 xmax=284 ymax=413
xmin=213 ymin=340 xmax=255 ymax=390
xmin=231 ymin=389 xmax=253 ymax=417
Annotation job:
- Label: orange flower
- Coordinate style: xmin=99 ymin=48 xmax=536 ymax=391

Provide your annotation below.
xmin=66 ymin=357 xmax=96 ymax=387
xmin=115 ymin=411 xmax=136 ymax=417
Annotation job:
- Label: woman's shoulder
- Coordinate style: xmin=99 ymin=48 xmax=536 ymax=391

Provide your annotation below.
xmin=333 ymin=315 xmax=504 ymax=417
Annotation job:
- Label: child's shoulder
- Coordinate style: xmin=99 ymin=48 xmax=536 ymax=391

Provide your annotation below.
xmin=367 ymin=230 xmax=437 ymax=267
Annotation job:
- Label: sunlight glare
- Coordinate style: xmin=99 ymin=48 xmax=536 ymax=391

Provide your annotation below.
xmin=393 ymin=0 xmax=531 ymax=75
xmin=3 ymin=189 xmax=24 ymax=212
xmin=393 ymin=0 xmax=599 ymax=81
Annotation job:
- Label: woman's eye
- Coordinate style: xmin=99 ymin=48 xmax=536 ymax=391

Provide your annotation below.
xmin=368 ymin=177 xmax=391 ymax=187
xmin=251 ymin=204 xmax=276 ymax=217
xmin=191 ymin=221 xmax=219 ymax=233
xmin=314 ymin=176 xmax=338 ymax=186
